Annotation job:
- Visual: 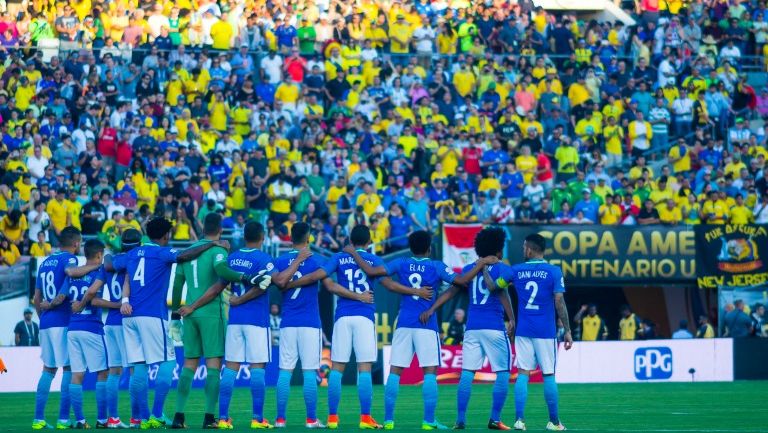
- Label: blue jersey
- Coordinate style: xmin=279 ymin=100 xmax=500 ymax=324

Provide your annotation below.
xmin=385 ymin=257 xmax=456 ymax=331
xmin=36 ymin=251 xmax=78 ymax=329
xmin=323 ymin=250 xmax=383 ymax=322
xmin=463 ymin=262 xmax=510 ymax=332
xmin=112 ymin=243 xmax=179 ymax=318
xmin=500 ymin=259 xmax=565 ymax=339
xmin=227 ymin=248 xmax=275 ymax=327
xmin=66 ymin=268 xmax=105 ymax=335
xmin=98 ymin=265 xmax=126 ymax=327
xmin=274 ymin=250 xmax=325 ymax=328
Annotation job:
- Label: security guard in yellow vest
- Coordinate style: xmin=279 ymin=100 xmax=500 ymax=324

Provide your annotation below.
xmin=696 ymin=315 xmax=715 ymax=338
xmin=619 ymin=305 xmax=643 ymax=340
xmin=573 ymin=304 xmax=608 ymax=341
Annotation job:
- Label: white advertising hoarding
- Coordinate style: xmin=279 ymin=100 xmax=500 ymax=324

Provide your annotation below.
xmin=0 ymin=347 xmax=64 ymax=392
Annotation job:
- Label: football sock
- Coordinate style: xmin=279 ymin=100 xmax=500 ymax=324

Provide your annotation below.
xmin=456 ymin=370 xmax=474 ymax=424
xmin=59 ymin=370 xmax=72 ymax=422
xmin=543 ymin=375 xmax=560 ymax=424
xmin=152 ymin=361 xmax=174 ymax=418
xmin=132 ymin=364 xmax=150 ymax=420
xmin=302 ymin=370 xmax=318 ymax=421
xmin=249 ymin=367 xmax=266 ymax=420
xmin=492 ymin=372 xmax=510 ymax=422
xmin=358 ymin=371 xmax=373 ymax=416
xmin=95 ymin=380 xmax=107 ymax=422
xmin=70 ymin=383 xmax=83 ymax=422
xmin=219 ymin=367 xmax=237 ymax=420
xmin=129 ymin=370 xmax=140 ymax=419
xmin=384 ymin=373 xmax=400 ymax=421
xmin=423 ymin=373 xmax=438 ymax=424
xmin=106 ymin=373 xmax=120 ymax=418
xmin=276 ymin=370 xmax=291 ymax=420
xmin=514 ymin=374 xmax=529 ymax=420
xmin=327 ymin=370 xmax=342 ymax=416
xmin=175 ymin=367 xmax=194 ymax=413
xmin=34 ymin=370 xmax=54 ymax=420
xmin=204 ymin=367 xmax=221 ymax=415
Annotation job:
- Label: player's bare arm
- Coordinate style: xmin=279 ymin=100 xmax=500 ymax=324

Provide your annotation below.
xmin=555 ymin=293 xmax=573 ymax=350
xmin=380 ymin=276 xmax=433 ymax=299
xmin=322 ymin=277 xmax=374 ymax=304
xmin=229 ymin=281 xmax=266 ymax=307
xmin=33 ymin=288 xmax=46 ymax=313
xmin=178 ymin=280 xmax=229 ymax=316
xmin=272 ymin=247 xmax=311 ymax=289
xmin=287 ymin=268 xmax=327 ymax=289
xmin=343 ymin=245 xmax=388 ymax=277
xmin=65 ymin=263 xmax=101 ymax=278
xmin=452 ymin=255 xmax=499 ymax=287
xmin=495 ymin=279 xmax=516 ymax=338
xmin=71 ymin=279 xmax=106 ymax=313
xmin=419 ymin=284 xmax=461 ymax=324
xmin=90 ymin=297 xmax=120 ymax=310
xmin=120 ymin=274 xmax=132 ymax=316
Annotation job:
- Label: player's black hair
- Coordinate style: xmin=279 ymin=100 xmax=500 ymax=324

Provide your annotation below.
xmin=524 ymin=233 xmax=546 ymax=254
xmin=291 ymin=222 xmax=311 ymax=244
xmin=84 ymin=239 xmax=105 ymax=259
xmin=244 ymin=221 xmax=265 ymax=243
xmin=475 ymin=227 xmax=506 ymax=258
xmin=146 ymin=217 xmax=173 ymax=241
xmin=350 ymin=225 xmax=371 ymax=247
xmin=203 ymin=212 xmax=223 ymax=236
xmin=58 ymin=226 xmax=82 ymax=248
xmin=121 ymin=228 xmax=142 ymax=252
xmin=409 ymin=230 xmax=432 ymax=256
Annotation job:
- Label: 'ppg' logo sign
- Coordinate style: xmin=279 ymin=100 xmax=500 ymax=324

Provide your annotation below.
xmin=634 ymin=347 xmax=673 ymax=380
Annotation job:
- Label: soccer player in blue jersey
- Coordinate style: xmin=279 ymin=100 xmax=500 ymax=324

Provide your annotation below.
xmin=65 ymin=239 xmax=115 ymax=429
xmin=291 ymin=225 xmax=432 ymax=430
xmin=271 ymin=222 xmax=329 ymax=429
xmin=491 ymin=234 xmax=572 ymax=432
xmin=420 ymin=227 xmax=516 ymax=430
xmin=32 ymin=226 xmax=82 ymax=430
xmin=348 ymin=230 xmax=477 ymax=430
xmin=108 ymin=218 xmax=223 ymax=429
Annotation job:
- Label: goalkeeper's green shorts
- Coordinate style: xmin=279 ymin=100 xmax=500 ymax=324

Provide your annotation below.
xmin=182 ymin=316 xmax=226 ymax=359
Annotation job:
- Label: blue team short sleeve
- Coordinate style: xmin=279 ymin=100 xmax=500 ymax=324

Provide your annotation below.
xmin=553 ymin=266 xmax=565 ymax=293
xmin=323 ymin=253 xmax=340 ymax=276
xmin=435 ymin=261 xmax=456 ymax=284
xmin=371 ymin=255 xmax=384 ymax=268
xmin=384 ymin=257 xmax=402 ymax=276
xmin=64 ymin=255 xmax=78 ymax=269
xmin=159 ymin=247 xmax=180 ymax=263
xmin=111 ymin=254 xmax=127 ymax=272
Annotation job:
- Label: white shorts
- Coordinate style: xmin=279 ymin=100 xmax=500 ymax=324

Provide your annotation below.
xmin=122 ymin=316 xmax=176 ymax=365
xmin=463 ymin=329 xmax=512 ymax=372
xmin=279 ymin=327 xmax=322 ymax=370
xmin=390 ymin=328 xmax=441 ymax=368
xmin=331 ymin=316 xmax=377 ymax=364
xmin=67 ymin=331 xmax=107 ymax=374
xmin=40 ymin=327 xmax=69 ymax=369
xmin=104 ymin=325 xmax=128 ymax=368
xmin=514 ymin=336 xmax=557 ymax=375
xmin=226 ymin=324 xmax=272 ymax=364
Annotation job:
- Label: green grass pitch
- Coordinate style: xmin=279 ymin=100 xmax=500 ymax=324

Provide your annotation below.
xmin=1 ymin=382 xmax=760 ymax=432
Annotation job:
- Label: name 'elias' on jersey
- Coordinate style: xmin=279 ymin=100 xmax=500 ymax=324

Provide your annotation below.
xmin=385 ymin=257 xmax=456 ymax=331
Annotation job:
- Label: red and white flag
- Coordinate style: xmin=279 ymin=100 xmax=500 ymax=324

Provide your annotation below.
xmin=442 ymin=224 xmax=484 ymax=273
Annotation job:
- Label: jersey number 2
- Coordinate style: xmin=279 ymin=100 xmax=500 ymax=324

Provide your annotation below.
xmin=524 ymin=281 xmax=539 ymax=310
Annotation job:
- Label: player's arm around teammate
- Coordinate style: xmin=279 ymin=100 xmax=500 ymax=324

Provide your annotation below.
xmin=343 ymin=245 xmax=435 ymax=299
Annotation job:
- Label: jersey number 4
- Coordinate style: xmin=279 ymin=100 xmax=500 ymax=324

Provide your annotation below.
xmin=133 ymin=258 xmax=146 ymax=287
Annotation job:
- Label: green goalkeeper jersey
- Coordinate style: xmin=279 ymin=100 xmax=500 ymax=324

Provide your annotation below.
xmin=173 ymin=239 xmax=244 ymax=318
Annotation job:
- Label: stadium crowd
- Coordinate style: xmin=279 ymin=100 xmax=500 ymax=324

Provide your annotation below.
xmin=0 ymin=0 xmax=767 ymax=263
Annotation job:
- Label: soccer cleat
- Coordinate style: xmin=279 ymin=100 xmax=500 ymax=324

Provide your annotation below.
xmin=107 ymin=418 xmax=128 ymax=429
xmin=128 ymin=418 xmax=142 ymax=429
xmin=305 ymin=419 xmax=327 ymax=429
xmin=545 ymin=422 xmax=566 ymax=431
xmin=146 ymin=416 xmax=166 ymax=429
xmin=202 ymin=413 xmax=219 ymax=429
xmin=359 ymin=415 xmax=382 ymax=430
xmin=75 ymin=421 xmax=92 ymax=429
xmin=488 ymin=420 xmax=511 ymax=431
xmin=251 ymin=419 xmax=274 ymax=429
xmin=171 ymin=413 xmax=187 ymax=429
xmin=383 ymin=421 xmax=394 ymax=430
xmin=96 ymin=420 xmax=108 ymax=429
xmin=274 ymin=418 xmax=287 ymax=428
xmin=513 ymin=420 xmax=526 ymax=431
xmin=327 ymin=415 xmax=339 ymax=429
xmin=453 ymin=422 xmax=466 ymax=430
xmin=422 ymin=421 xmax=449 ymax=430
xmin=218 ymin=418 xmax=234 ymax=429
xmin=57 ymin=421 xmax=73 ymax=429
xmin=32 ymin=420 xmax=54 ymax=429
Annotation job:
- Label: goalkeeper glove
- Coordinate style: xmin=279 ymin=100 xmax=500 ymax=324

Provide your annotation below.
xmin=246 ymin=270 xmax=272 ymax=290
xmin=169 ymin=313 xmax=183 ymax=342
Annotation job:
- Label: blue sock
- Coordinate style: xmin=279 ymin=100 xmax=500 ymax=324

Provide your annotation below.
xmin=250 ymin=368 xmax=266 ymax=421
xmin=456 ymin=370 xmax=474 ymax=424
xmin=302 ymin=370 xmax=318 ymax=421
xmin=59 ymin=370 xmax=71 ymax=422
xmin=514 ymin=374 xmax=529 ymax=421
xmin=276 ymin=370 xmax=291 ymax=420
xmin=70 ymin=384 xmax=84 ymax=422
xmin=132 ymin=364 xmax=150 ymax=420
xmin=384 ymin=373 xmax=400 ymax=422
xmin=219 ymin=368 xmax=237 ymax=420
xmin=106 ymin=373 xmax=120 ymax=419
xmin=543 ymin=375 xmax=560 ymax=424
xmin=152 ymin=361 xmax=174 ymax=418
xmin=423 ymin=373 xmax=438 ymax=424
xmin=358 ymin=371 xmax=373 ymax=416
xmin=327 ymin=370 xmax=342 ymax=416
xmin=96 ymin=381 xmax=107 ymax=421
xmin=129 ymin=371 xmax=140 ymax=420
xmin=492 ymin=372 xmax=510 ymax=422
xmin=34 ymin=370 xmax=54 ymax=420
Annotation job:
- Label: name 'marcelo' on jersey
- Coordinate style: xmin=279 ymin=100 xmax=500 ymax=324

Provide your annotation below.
xmin=66 ymin=268 xmax=106 ymax=335
xmin=324 ymin=250 xmax=383 ymax=322
xmin=36 ymin=251 xmax=78 ymax=329
xmin=113 ymin=243 xmax=179 ymax=318
xmin=498 ymin=259 xmax=565 ymax=339
xmin=227 ymin=248 xmax=275 ymax=328
xmin=274 ymin=250 xmax=325 ymax=328
xmin=385 ymin=257 xmax=456 ymax=331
